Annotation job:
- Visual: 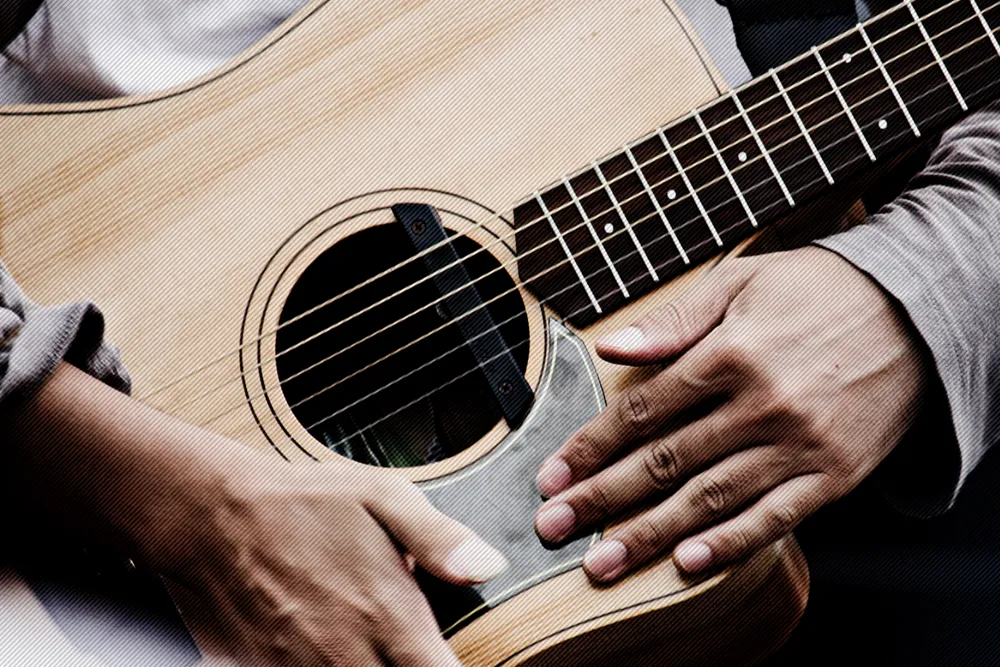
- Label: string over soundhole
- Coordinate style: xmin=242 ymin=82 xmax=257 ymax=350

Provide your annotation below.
xmin=274 ymin=219 xmax=530 ymax=468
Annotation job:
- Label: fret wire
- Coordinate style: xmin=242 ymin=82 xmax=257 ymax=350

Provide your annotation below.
xmin=214 ymin=41 xmax=1000 ymax=435
xmin=694 ymin=112 xmax=759 ymax=227
xmin=300 ymin=84 xmax=988 ymax=451
xmin=907 ymin=0 xmax=969 ymax=110
xmin=858 ymin=24 xmax=922 ymax=137
xmin=656 ymin=128 xmax=724 ymax=246
xmin=620 ymin=149 xmax=690 ymax=264
xmin=534 ymin=192 xmax=602 ymax=313
xmin=561 ymin=176 xmax=630 ymax=298
xmin=591 ymin=161 xmax=660 ymax=280
xmin=518 ymin=0 xmax=978 ymax=256
xmin=770 ymin=69 xmax=835 ymax=185
xmin=970 ymin=0 xmax=1000 ymax=57
xmin=812 ymin=46 xmax=878 ymax=162
xmin=152 ymin=2 xmax=998 ymax=413
xmin=731 ymin=91 xmax=795 ymax=206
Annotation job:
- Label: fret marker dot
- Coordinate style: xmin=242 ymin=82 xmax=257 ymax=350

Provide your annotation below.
xmin=843 ymin=53 xmax=852 ymax=63
xmin=738 ymin=151 xmax=748 ymax=162
xmin=878 ymin=119 xmax=888 ymax=130
xmin=667 ymin=189 xmax=677 ymax=200
xmin=604 ymin=223 xmax=615 ymax=235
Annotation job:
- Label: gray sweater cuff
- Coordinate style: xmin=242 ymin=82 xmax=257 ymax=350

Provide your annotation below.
xmin=0 ymin=264 xmax=130 ymax=407
xmin=815 ymin=230 xmax=965 ymax=517
xmin=812 ymin=102 xmax=1000 ymax=517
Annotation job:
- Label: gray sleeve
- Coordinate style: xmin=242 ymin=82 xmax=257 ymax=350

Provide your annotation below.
xmin=0 ymin=262 xmax=131 ymax=406
xmin=814 ymin=100 xmax=1000 ymax=517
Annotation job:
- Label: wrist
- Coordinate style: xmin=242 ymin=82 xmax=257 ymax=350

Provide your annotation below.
xmin=122 ymin=426 xmax=274 ymax=581
xmin=3 ymin=363 xmax=275 ymax=580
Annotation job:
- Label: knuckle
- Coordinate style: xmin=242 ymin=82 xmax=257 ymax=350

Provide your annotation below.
xmin=719 ymin=525 xmax=753 ymax=557
xmin=818 ymin=449 xmax=853 ymax=480
xmin=759 ymin=379 xmax=801 ymax=423
xmin=367 ymin=584 xmax=419 ymax=633
xmin=564 ymin=431 xmax=605 ymax=472
xmin=645 ymin=301 xmax=688 ymax=341
xmin=711 ymin=339 xmax=753 ymax=376
xmin=763 ymin=504 xmax=800 ymax=536
xmin=691 ymin=476 xmax=735 ymax=518
xmin=642 ymin=440 xmax=681 ymax=489
xmin=578 ymin=481 xmax=613 ymax=518
xmin=617 ymin=386 xmax=653 ymax=434
xmin=627 ymin=516 xmax=669 ymax=557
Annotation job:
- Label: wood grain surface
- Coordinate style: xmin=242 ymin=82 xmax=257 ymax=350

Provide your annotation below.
xmin=0 ymin=1 xmax=810 ymax=664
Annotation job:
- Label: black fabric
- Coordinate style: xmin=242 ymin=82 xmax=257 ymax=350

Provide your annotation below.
xmin=716 ymin=0 xmax=858 ymax=75
xmin=0 ymin=0 xmax=43 ymax=50
xmin=716 ymin=0 xmax=1000 ymax=664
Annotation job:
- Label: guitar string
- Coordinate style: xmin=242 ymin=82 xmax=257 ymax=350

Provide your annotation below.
xmin=209 ymin=47 xmax=998 ymax=446
xmin=178 ymin=15 xmax=997 ymax=428
xmin=141 ymin=0 xmax=964 ymax=402
xmin=278 ymin=89 xmax=982 ymax=451
xmin=135 ymin=0 xmax=975 ymax=401
xmin=147 ymin=3 xmax=992 ymax=424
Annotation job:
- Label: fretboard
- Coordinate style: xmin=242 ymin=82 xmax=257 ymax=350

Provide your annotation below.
xmin=514 ymin=0 xmax=1000 ymax=327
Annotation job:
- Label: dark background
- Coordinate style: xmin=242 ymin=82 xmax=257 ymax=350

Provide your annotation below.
xmin=764 ymin=446 xmax=1000 ymax=666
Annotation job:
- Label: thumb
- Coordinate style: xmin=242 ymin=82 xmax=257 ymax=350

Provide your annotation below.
xmin=596 ymin=260 xmax=755 ymax=365
xmin=364 ymin=473 xmax=509 ymax=586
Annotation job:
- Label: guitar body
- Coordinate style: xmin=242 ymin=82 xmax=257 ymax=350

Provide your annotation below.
xmin=0 ymin=0 xmax=810 ymax=664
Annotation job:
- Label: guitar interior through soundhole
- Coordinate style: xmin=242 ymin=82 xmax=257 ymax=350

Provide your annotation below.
xmin=276 ymin=223 xmax=529 ymax=467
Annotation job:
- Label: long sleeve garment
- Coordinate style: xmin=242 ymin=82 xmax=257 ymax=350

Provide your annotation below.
xmin=1 ymin=1 xmax=999 ymax=518
xmin=722 ymin=0 xmax=1000 ymax=516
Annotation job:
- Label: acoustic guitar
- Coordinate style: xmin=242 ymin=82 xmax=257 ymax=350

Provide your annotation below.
xmin=2 ymin=0 xmax=997 ymax=664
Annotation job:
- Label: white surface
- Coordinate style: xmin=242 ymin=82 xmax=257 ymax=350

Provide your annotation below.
xmin=673 ymin=0 xmax=751 ymax=86
xmin=0 ymin=0 xmax=309 ymax=103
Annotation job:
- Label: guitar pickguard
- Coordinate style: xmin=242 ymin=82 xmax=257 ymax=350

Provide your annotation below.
xmin=418 ymin=319 xmax=605 ymax=636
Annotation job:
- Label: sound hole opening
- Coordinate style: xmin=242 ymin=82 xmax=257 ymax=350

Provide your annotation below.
xmin=275 ymin=223 xmax=529 ymax=467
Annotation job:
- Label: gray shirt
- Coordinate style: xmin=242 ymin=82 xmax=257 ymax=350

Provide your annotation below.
xmin=817 ymin=101 xmax=1000 ymax=516
xmin=0 ymin=263 xmax=130 ymax=404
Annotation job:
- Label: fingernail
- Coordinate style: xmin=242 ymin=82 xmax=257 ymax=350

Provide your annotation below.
xmin=597 ymin=326 xmax=645 ymax=352
xmin=674 ymin=541 xmax=713 ymax=573
xmin=584 ymin=540 xmax=628 ymax=581
xmin=535 ymin=502 xmax=576 ymax=543
xmin=536 ymin=458 xmax=572 ymax=497
xmin=445 ymin=538 xmax=509 ymax=583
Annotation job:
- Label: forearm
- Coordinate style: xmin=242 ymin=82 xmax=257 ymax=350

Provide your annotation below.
xmin=2 ymin=362 xmax=263 ymax=576
xmin=815 ymin=100 xmax=1000 ymax=514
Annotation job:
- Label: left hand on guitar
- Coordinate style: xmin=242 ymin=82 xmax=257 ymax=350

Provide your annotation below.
xmin=534 ymin=246 xmax=930 ymax=581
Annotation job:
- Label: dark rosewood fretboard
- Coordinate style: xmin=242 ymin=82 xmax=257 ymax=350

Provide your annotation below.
xmin=514 ymin=0 xmax=1000 ymax=327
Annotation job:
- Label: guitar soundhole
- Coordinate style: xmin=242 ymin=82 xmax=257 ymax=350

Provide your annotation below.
xmin=275 ymin=223 xmax=529 ymax=467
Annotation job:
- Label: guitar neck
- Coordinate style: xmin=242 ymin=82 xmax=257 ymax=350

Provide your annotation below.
xmin=515 ymin=0 xmax=1000 ymax=327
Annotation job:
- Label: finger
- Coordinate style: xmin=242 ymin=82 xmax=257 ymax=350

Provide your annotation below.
xmin=364 ymin=472 xmax=508 ymax=586
xmin=374 ymin=576 xmax=464 ymax=667
xmin=536 ymin=347 xmax=724 ymax=498
xmin=295 ymin=632 xmax=384 ymax=667
xmin=535 ymin=407 xmax=751 ymax=543
xmin=580 ymin=445 xmax=804 ymax=581
xmin=596 ymin=260 xmax=754 ymax=365
xmin=672 ymin=474 xmax=830 ymax=575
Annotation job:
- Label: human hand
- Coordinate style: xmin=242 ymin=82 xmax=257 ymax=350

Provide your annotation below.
xmin=533 ymin=247 xmax=929 ymax=581
xmin=172 ymin=456 xmax=507 ymax=667
xmin=4 ymin=363 xmax=503 ymax=667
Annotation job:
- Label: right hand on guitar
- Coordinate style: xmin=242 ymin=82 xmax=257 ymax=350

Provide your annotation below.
xmin=4 ymin=364 xmax=508 ymax=667
xmin=180 ymin=456 xmax=508 ymax=667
